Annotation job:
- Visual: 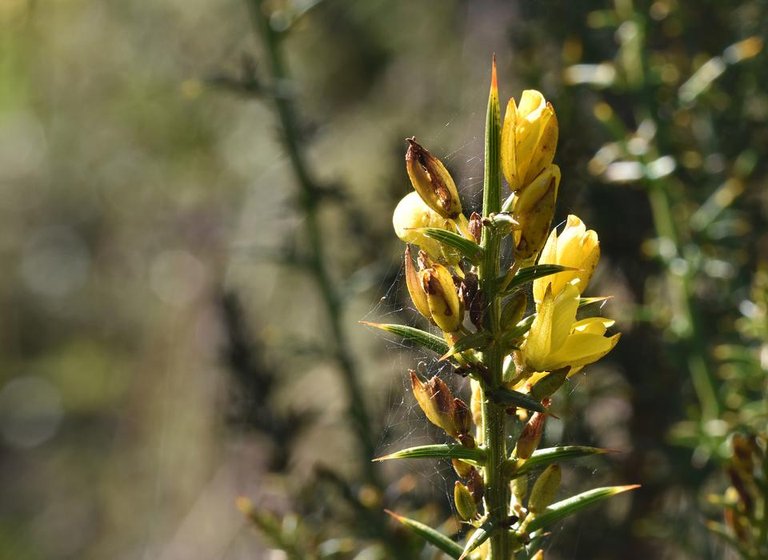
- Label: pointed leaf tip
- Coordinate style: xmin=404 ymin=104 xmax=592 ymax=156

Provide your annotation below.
xmin=386 ymin=510 xmax=463 ymax=558
xmin=491 ymin=55 xmax=498 ymax=93
xmin=374 ymin=443 xmax=486 ymax=464
xmin=383 ymin=508 xmax=402 ymax=521
xmin=235 ymin=496 xmax=254 ymax=515
xmin=359 ymin=322 xmax=450 ymax=355
xmin=527 ymin=484 xmax=640 ymax=533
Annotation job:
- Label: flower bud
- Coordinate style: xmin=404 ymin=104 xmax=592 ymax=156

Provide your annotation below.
xmin=470 ymin=379 xmax=484 ymax=444
xmin=393 ymin=191 xmax=461 ymax=263
xmin=468 ymin=212 xmax=483 ymax=243
xmin=514 ymin=411 xmax=547 ymax=460
xmin=528 ymin=464 xmax=561 ymax=514
xmin=409 ymin=371 xmax=468 ymax=440
xmin=531 ymin=550 xmax=545 ymax=560
xmin=458 ymin=272 xmax=484 ymax=329
xmin=501 ymin=292 xmax=526 ymax=330
xmin=421 ymin=264 xmax=463 ymax=333
xmin=533 ymin=214 xmax=600 ymax=303
xmin=453 ymin=398 xmax=473 ymax=442
xmin=501 ymin=90 xmax=559 ymax=192
xmin=512 ymin=165 xmax=560 ymax=261
xmin=404 ymin=245 xmax=432 ymax=320
xmin=454 ymin=481 xmax=478 ymax=521
xmin=511 ymin=476 xmax=528 ymax=509
xmin=529 ymin=367 xmax=569 ymax=400
xmin=452 ymin=459 xmax=475 ymax=479
xmin=467 ymin=467 xmax=484 ymax=503
xmin=405 ymin=138 xmax=462 ymax=219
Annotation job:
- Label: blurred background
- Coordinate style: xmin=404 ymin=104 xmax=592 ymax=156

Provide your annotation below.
xmin=1 ymin=0 xmax=766 ymax=558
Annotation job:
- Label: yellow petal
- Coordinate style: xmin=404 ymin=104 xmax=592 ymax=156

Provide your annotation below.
xmin=525 ymin=285 xmax=556 ymax=370
xmin=572 ymin=317 xmax=614 ymax=335
xmin=533 ymin=227 xmax=559 ymax=302
xmin=501 ymin=98 xmax=518 ymax=188
xmin=533 ymin=214 xmax=601 ymax=301
xmin=547 ymin=332 xmax=621 ymax=372
xmin=393 ymin=192 xmax=461 ymax=263
xmin=550 ymin=282 xmax=580 ymax=348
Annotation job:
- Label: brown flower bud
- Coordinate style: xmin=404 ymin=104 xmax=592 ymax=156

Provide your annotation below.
xmin=453 ymin=398 xmax=475 ymax=448
xmin=404 ymin=245 xmax=431 ymax=320
xmin=421 ymin=264 xmax=463 ymax=333
xmin=405 ymin=138 xmax=462 ymax=219
xmin=410 ymin=372 xmax=471 ymax=442
xmin=514 ymin=411 xmax=547 ymax=460
xmin=468 ymin=212 xmax=483 ymax=243
xmin=458 ymin=272 xmax=484 ymax=329
xmin=410 ymin=371 xmax=456 ymax=437
xmin=467 ymin=467 xmax=484 ymax=504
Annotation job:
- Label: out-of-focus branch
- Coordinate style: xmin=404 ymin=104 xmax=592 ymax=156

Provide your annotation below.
xmin=244 ymin=0 xmax=378 ymax=484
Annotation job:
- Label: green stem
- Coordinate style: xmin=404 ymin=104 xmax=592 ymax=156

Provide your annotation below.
xmin=245 ymin=0 xmax=378 ymax=485
xmin=479 ymin=63 xmax=512 ymax=559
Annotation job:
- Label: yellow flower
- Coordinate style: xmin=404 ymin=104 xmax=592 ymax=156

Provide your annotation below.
xmin=501 ymin=90 xmax=559 ymax=192
xmin=533 ymin=214 xmax=600 ymax=303
xmin=522 ymin=283 xmax=619 ymax=374
xmin=512 ymin=164 xmax=560 ymax=261
xmin=393 ymin=191 xmax=461 ymax=263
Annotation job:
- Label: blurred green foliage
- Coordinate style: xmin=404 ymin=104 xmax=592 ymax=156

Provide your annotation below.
xmin=0 ymin=0 xmax=766 ymax=559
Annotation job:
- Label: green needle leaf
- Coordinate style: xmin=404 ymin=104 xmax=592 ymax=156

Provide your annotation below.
xmin=502 ymin=265 xmax=576 ymax=294
xmin=487 ymin=386 xmax=546 ymax=413
xmin=440 ymin=331 xmax=494 ymax=360
xmin=385 ymin=510 xmax=463 ymax=559
xmin=374 ymin=444 xmax=486 ymax=465
xmin=527 ymin=485 xmax=640 ymax=533
xmin=459 ymin=522 xmax=494 ymax=560
xmin=360 ymin=322 xmax=449 ymax=355
xmin=237 ymin=498 xmax=304 ymax=560
xmin=499 ymin=314 xmax=536 ymax=348
xmin=420 ymin=228 xmax=485 ymax=263
xmin=483 ymin=57 xmax=502 ymax=219
xmin=509 ymin=446 xmax=610 ymax=477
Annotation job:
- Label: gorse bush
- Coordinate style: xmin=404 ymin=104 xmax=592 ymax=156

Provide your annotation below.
xmin=369 ymin=61 xmax=638 ymax=560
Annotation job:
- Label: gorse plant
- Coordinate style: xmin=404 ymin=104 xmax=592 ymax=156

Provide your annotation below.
xmin=368 ymin=61 xmax=638 ymax=559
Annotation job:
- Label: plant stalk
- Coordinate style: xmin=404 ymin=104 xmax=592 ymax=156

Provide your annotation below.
xmin=245 ymin=0 xmax=378 ymax=486
xmin=479 ymin=60 xmax=512 ymax=559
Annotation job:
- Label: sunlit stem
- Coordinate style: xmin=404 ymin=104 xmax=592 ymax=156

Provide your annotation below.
xmin=479 ymin=58 xmax=513 ymax=559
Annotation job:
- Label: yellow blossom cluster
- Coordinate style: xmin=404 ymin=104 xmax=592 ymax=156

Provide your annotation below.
xmin=378 ymin=64 xmax=636 ymax=559
xmin=392 ymin=90 xmax=619 ymax=395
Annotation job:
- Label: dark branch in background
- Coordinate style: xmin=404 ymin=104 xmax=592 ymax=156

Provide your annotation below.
xmin=219 ymin=290 xmax=308 ymax=472
xmin=213 ymin=0 xmax=419 ymax=557
xmin=243 ymin=0 xmax=377 ymax=486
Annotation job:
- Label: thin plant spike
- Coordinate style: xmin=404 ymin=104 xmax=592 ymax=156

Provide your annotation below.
xmin=385 ymin=510 xmax=463 ymax=559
